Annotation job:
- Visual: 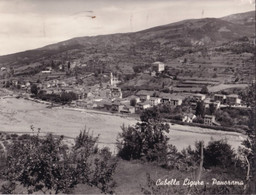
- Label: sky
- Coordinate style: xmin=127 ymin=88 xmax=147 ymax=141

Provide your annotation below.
xmin=0 ymin=0 xmax=254 ymax=56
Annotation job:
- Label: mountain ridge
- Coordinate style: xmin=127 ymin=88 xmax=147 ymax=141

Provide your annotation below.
xmin=0 ymin=10 xmax=254 ymax=73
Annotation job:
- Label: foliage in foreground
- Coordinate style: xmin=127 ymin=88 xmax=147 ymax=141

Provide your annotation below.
xmin=117 ymin=107 xmax=170 ymax=166
xmin=0 ymin=129 xmax=117 ymax=194
xmin=117 ymin=107 xmax=250 ymax=194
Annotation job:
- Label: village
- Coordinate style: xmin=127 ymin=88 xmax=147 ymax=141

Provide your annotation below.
xmin=0 ymin=61 xmax=247 ymax=129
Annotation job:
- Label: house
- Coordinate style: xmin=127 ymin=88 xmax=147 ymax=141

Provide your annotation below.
xmin=44 ymin=88 xmax=62 ymax=95
xmin=41 ymin=67 xmax=52 ymax=74
xmin=127 ymin=95 xmax=141 ymax=105
xmin=149 ymin=97 xmax=161 ymax=106
xmin=192 ymin=93 xmax=206 ymax=101
xmin=76 ymin=100 xmax=88 ymax=108
xmin=61 ymin=87 xmax=74 ymax=93
xmin=203 ymin=115 xmax=220 ymax=126
xmin=204 ymin=98 xmax=220 ymax=109
xmin=135 ymin=101 xmax=151 ymax=113
xmin=226 ymin=94 xmax=241 ymax=105
xmin=93 ymin=100 xmax=105 ymax=109
xmin=190 ymin=102 xmax=197 ymax=110
xmin=11 ymin=79 xmax=19 ymax=86
xmin=214 ymin=94 xmax=226 ymax=104
xmin=112 ymin=102 xmax=124 ymax=112
xmin=120 ymin=105 xmax=135 ymax=114
xmin=182 ymin=114 xmax=196 ymax=123
xmin=138 ymin=94 xmax=150 ymax=102
xmin=160 ymin=94 xmax=183 ymax=106
xmin=110 ymin=87 xmax=122 ymax=99
xmin=136 ymin=90 xmax=155 ymax=102
xmin=152 ymin=61 xmax=165 ymax=73
xmin=0 ymin=67 xmax=6 ymax=71
xmin=103 ymin=101 xmax=113 ymax=111
xmin=170 ymin=98 xmax=183 ymax=107
xmin=25 ymin=81 xmax=31 ymax=87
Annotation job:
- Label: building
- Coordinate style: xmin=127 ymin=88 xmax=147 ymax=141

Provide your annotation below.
xmin=41 ymin=67 xmax=52 ymax=74
xmin=204 ymin=98 xmax=220 ymax=109
xmin=110 ymin=72 xmax=121 ymax=87
xmin=127 ymin=95 xmax=141 ymax=105
xmin=112 ymin=102 xmax=124 ymax=112
xmin=136 ymin=90 xmax=155 ymax=102
xmin=76 ymin=100 xmax=88 ymax=108
xmin=138 ymin=94 xmax=150 ymax=102
xmin=214 ymin=94 xmax=226 ymax=104
xmin=203 ymin=115 xmax=220 ymax=126
xmin=103 ymin=101 xmax=113 ymax=111
xmin=0 ymin=67 xmax=6 ymax=71
xmin=182 ymin=114 xmax=196 ymax=123
xmin=160 ymin=94 xmax=183 ymax=106
xmin=226 ymin=94 xmax=241 ymax=105
xmin=135 ymin=101 xmax=151 ymax=113
xmin=152 ymin=61 xmax=165 ymax=73
xmin=110 ymin=87 xmax=122 ymax=99
xmin=192 ymin=93 xmax=206 ymax=101
xmin=149 ymin=97 xmax=161 ymax=106
xmin=120 ymin=105 xmax=135 ymax=114
xmin=11 ymin=79 xmax=19 ymax=86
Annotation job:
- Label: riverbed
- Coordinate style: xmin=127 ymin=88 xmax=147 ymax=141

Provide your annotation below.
xmin=0 ymin=98 xmax=246 ymax=152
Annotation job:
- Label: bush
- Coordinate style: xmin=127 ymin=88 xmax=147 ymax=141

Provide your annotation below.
xmin=2 ymin=129 xmax=117 ymax=194
xmin=204 ymin=140 xmax=236 ymax=169
xmin=200 ymin=86 xmax=209 ymax=94
xmin=117 ymin=108 xmax=170 ymax=165
xmin=31 ymin=84 xmax=38 ymax=95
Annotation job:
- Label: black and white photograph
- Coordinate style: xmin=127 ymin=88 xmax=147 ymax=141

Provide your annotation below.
xmin=0 ymin=0 xmax=255 ymax=194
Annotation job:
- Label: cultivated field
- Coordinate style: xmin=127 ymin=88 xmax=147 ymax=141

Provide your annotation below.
xmin=0 ymin=98 xmax=246 ymax=152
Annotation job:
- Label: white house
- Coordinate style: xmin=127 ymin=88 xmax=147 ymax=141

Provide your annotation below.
xmin=152 ymin=61 xmax=165 ymax=73
xmin=193 ymin=93 xmax=206 ymax=101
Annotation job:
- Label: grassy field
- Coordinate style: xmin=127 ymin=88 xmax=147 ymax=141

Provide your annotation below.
xmin=208 ymin=83 xmax=248 ymax=92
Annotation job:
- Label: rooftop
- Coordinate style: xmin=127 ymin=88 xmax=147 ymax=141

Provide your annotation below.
xmin=214 ymin=94 xmax=226 ymax=97
xmin=204 ymin=115 xmax=215 ymax=119
xmin=227 ymin=94 xmax=239 ymax=98
xmin=136 ymin=90 xmax=155 ymax=96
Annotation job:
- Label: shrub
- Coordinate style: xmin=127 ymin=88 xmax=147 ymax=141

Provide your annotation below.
xmin=30 ymin=84 xmax=38 ymax=95
xmin=204 ymin=140 xmax=236 ymax=169
xmin=117 ymin=108 xmax=170 ymax=166
xmin=2 ymin=129 xmax=117 ymax=194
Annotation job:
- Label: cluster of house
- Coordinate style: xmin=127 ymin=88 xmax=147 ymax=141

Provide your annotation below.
xmin=72 ymin=89 xmax=185 ymax=115
xmin=187 ymin=93 xmax=242 ymax=126
xmin=1 ymin=61 xmax=244 ymax=128
xmin=78 ymin=89 xmax=243 ymax=126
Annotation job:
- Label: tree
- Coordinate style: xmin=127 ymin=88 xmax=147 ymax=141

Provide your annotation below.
xmin=117 ymin=107 xmax=170 ymax=165
xmin=204 ymin=140 xmax=236 ymax=169
xmin=200 ymin=86 xmax=209 ymax=94
xmin=60 ymin=92 xmax=77 ymax=104
xmin=195 ymin=101 xmax=205 ymax=118
xmin=140 ymin=107 xmax=161 ymax=123
xmin=30 ymin=84 xmax=38 ymax=95
xmin=130 ymin=98 xmax=136 ymax=107
xmin=3 ymin=128 xmax=117 ymax=194
xmin=215 ymin=110 xmax=234 ymax=127
xmin=241 ymin=83 xmax=256 ymax=193
xmin=209 ymin=103 xmax=216 ymax=115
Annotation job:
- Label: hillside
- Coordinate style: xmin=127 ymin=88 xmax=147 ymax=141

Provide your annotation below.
xmin=221 ymin=10 xmax=255 ymax=25
xmin=0 ymin=11 xmax=255 ymax=89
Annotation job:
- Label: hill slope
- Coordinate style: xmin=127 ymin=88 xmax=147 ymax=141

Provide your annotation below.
xmin=0 ymin=11 xmax=254 ymax=85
